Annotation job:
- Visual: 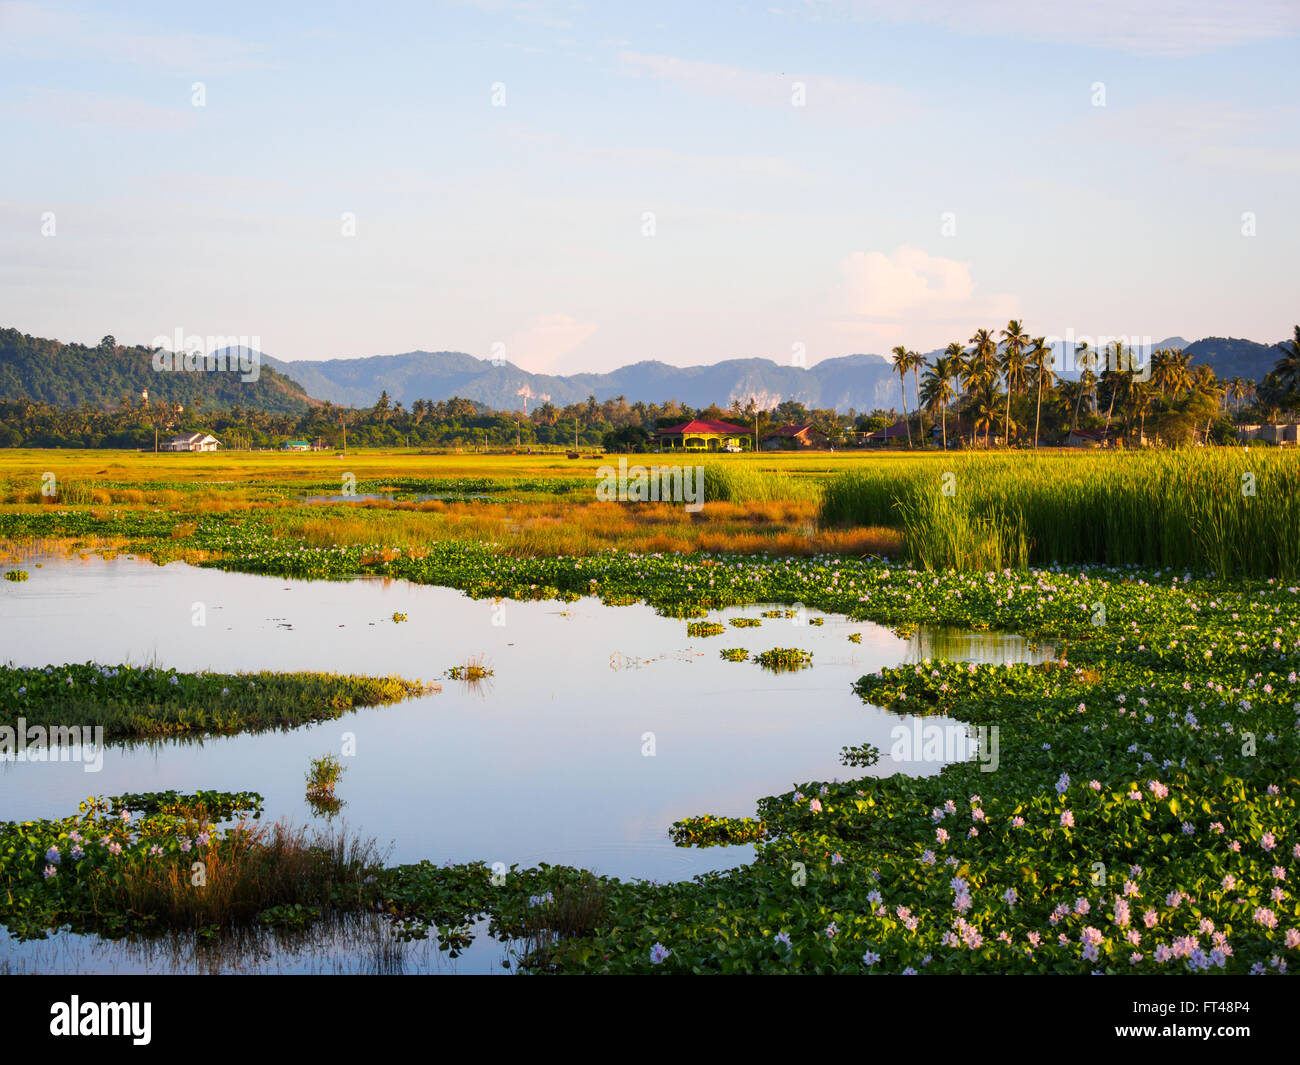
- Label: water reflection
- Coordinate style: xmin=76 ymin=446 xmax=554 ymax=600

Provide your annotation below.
xmin=1 ymin=548 xmax=1052 ymax=974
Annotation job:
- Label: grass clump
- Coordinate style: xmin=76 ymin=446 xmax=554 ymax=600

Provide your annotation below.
xmin=0 ymin=791 xmax=385 ymax=940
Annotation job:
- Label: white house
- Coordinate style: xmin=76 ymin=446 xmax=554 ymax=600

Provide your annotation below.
xmin=162 ymin=432 xmax=220 ymax=452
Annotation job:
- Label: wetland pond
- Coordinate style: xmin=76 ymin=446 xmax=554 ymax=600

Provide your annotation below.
xmin=0 ymin=549 xmax=1052 ymax=972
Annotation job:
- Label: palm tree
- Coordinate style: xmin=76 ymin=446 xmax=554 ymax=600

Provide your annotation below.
xmin=1167 ymin=349 xmax=1193 ymax=398
xmin=923 ymin=355 xmax=958 ymax=450
xmin=1128 ymin=381 xmax=1154 ymax=446
xmin=1101 ymin=341 xmax=1131 ymax=430
xmin=1272 ymin=325 xmax=1300 ymax=405
xmin=1192 ymin=365 xmax=1224 ymax=443
xmin=891 ymin=345 xmax=914 ymax=447
xmin=1226 ymin=377 xmax=1245 ymax=418
xmin=999 ymin=320 xmax=1030 ymax=447
xmin=906 ymin=349 xmax=927 ymax=444
xmin=968 ymin=329 xmax=998 ymax=446
xmin=943 ymin=342 xmax=967 ymax=443
xmin=1027 ymin=336 xmax=1054 ymax=447
xmin=1072 ymin=341 xmax=1096 ymax=431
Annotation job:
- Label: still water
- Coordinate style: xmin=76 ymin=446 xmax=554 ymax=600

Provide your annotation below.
xmin=0 ymin=548 xmax=1051 ymax=972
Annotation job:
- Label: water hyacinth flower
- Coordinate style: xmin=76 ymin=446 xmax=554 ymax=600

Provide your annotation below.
xmin=861 ymin=950 xmax=880 ymax=966
xmin=809 ymin=799 xmax=823 ymax=814
xmin=44 ymin=846 xmax=60 ymax=864
xmin=1060 ymin=810 xmax=1074 ymax=828
xmin=1080 ymin=926 xmax=1104 ymax=962
xmin=649 ymin=942 xmax=671 ymax=965
xmin=774 ymin=931 xmax=791 ymax=949
xmin=43 ymin=864 xmax=57 ymax=879
xmin=70 ymin=846 xmax=84 ymax=860
xmin=831 ymin=852 xmax=843 ymax=865
xmin=824 ymin=922 xmax=838 ymax=938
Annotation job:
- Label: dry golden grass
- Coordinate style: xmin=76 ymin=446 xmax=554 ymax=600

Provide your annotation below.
xmin=281 ymin=499 xmax=902 ymax=557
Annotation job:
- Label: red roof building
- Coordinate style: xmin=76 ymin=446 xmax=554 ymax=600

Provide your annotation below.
xmin=654 ymin=418 xmax=751 ymax=451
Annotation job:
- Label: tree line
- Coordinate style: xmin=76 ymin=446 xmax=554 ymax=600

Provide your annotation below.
xmin=888 ymin=323 xmax=1300 ymax=449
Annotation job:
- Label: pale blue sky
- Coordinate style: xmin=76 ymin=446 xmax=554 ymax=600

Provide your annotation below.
xmin=2 ymin=0 xmax=1297 ymax=374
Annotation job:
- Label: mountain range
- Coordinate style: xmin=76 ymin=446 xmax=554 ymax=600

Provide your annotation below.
xmin=265 ymin=335 xmax=1287 ymax=412
xmin=0 ymin=328 xmax=1291 ymax=415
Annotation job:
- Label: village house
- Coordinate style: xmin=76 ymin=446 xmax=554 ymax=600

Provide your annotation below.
xmin=161 ymin=432 xmax=220 ymax=452
xmin=1238 ymin=424 xmax=1299 ymax=446
xmin=653 ymin=418 xmax=751 ymax=452
xmin=759 ymin=424 xmax=830 ymax=451
xmin=863 ymin=421 xmax=911 ymax=447
xmin=1065 ymin=428 xmax=1110 ymax=448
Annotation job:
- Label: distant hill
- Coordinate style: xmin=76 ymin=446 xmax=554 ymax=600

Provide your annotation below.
xmin=1183 ymin=337 xmax=1287 ymax=383
xmin=270 ymin=335 xmax=1289 ymax=413
xmin=0 ymin=329 xmax=315 ymax=413
xmin=264 ymin=350 xmax=906 ymax=412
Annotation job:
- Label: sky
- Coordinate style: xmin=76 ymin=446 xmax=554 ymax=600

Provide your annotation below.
xmin=2 ymin=0 xmax=1297 ymax=376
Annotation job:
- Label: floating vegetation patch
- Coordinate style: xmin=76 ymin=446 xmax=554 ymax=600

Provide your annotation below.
xmin=669 ymin=815 xmax=767 ymax=847
xmin=839 ymin=742 xmax=881 ymax=767
xmin=686 ymin=621 xmax=725 ymax=638
xmin=446 ymin=655 xmax=493 ymax=682
xmin=719 ymin=648 xmax=749 ymax=662
xmin=754 ymin=648 xmax=813 ymax=672
xmin=729 ymin=617 xmax=762 ymax=628
xmin=0 ymin=663 xmax=436 ymax=740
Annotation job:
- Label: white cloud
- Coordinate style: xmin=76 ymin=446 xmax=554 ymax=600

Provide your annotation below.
xmin=835 ymin=246 xmax=1017 ymax=348
xmin=841 ymin=246 xmax=975 ymax=318
xmin=507 ymin=313 xmax=598 ymax=374
xmin=617 ymin=52 xmax=909 ymax=125
xmin=798 ymin=0 xmax=1300 ymax=56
